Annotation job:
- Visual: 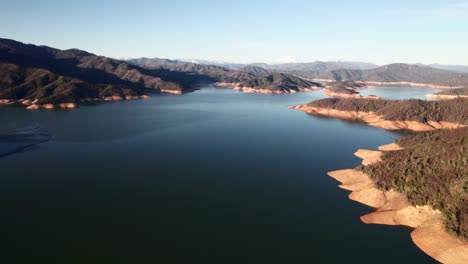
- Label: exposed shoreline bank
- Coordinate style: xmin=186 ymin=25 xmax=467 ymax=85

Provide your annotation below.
xmin=289 ymin=104 xmax=465 ymax=132
xmin=214 ymin=82 xmax=320 ymax=94
xmin=425 ymin=94 xmax=468 ymax=100
xmin=0 ymin=95 xmax=152 ymax=110
xmin=327 ymin=144 xmax=468 ymax=264
xmin=323 ymin=89 xmax=380 ymax=99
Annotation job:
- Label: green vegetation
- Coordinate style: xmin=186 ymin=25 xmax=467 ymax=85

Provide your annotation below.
xmin=0 ymin=63 xmax=144 ymax=104
xmin=239 ymin=72 xmax=323 ymax=91
xmin=359 ymin=127 xmax=468 ymax=240
xmin=326 ymin=81 xmax=365 ymax=95
xmin=436 ymin=87 xmax=468 ymax=96
xmin=0 ymin=38 xmax=196 ymax=105
xmin=308 ymin=98 xmax=468 ymax=125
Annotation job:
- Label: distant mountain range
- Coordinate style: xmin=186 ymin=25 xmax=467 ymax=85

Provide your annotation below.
xmin=127 ymin=58 xmax=322 ymax=93
xmin=161 ymin=59 xmax=468 ymax=87
xmin=126 ymin=57 xmax=254 ymax=83
xmin=425 ymin=64 xmax=468 ymax=73
xmin=177 ymin=59 xmax=379 ymax=78
xmin=1 ymin=37 xmax=468 ymax=108
xmin=317 ymin=63 xmax=468 ymax=87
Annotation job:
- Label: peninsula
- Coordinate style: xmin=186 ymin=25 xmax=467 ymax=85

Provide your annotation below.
xmin=292 ymin=97 xmax=468 ymax=263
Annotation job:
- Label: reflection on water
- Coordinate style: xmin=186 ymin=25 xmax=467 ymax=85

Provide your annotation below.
xmin=0 ymin=125 xmax=51 ymax=157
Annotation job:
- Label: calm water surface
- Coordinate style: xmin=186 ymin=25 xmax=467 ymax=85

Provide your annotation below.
xmin=0 ymin=86 xmax=438 ymax=263
xmin=360 ymin=85 xmax=441 ymax=99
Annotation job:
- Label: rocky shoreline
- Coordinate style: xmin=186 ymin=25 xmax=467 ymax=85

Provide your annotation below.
xmin=327 ymin=143 xmax=468 ymax=264
xmin=425 ymin=94 xmax=468 ymax=100
xmin=214 ymin=82 xmax=320 ymax=94
xmin=289 ymin=104 xmax=464 ymax=132
xmin=323 ymin=89 xmax=380 ymax=99
xmin=0 ymin=95 xmax=151 ymax=110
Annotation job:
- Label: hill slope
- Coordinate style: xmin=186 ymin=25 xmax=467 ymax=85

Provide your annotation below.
xmin=317 ymin=63 xmax=468 ymax=87
xmin=127 ymin=57 xmax=254 ymax=83
xmin=236 ymin=73 xmax=324 ymax=93
xmin=0 ymin=63 xmax=146 ymax=106
xmin=0 ymin=38 xmax=208 ymax=107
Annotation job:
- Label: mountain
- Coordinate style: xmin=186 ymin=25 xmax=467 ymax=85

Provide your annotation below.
xmin=127 ymin=57 xmax=254 ymax=83
xmin=0 ymin=38 xmax=326 ymax=107
xmin=238 ymin=65 xmax=270 ymax=76
xmin=0 ymin=63 xmax=148 ymax=106
xmin=265 ymin=61 xmax=379 ymax=78
xmin=181 ymin=59 xmax=246 ymax=70
xmin=317 ymin=63 xmax=468 ymax=87
xmin=0 ymin=38 xmax=208 ymax=107
xmin=237 ymin=72 xmax=324 ymax=92
xmin=428 ymin=64 xmax=468 ymax=73
xmin=177 ymin=60 xmax=379 ymax=78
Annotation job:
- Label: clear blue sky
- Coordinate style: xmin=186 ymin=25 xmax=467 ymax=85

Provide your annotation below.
xmin=2 ymin=0 xmax=467 ymax=65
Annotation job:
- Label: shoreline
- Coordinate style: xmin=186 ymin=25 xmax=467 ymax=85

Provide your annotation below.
xmin=290 ymin=104 xmax=465 ymax=132
xmin=425 ymin=93 xmax=468 ymax=100
xmin=0 ymin=95 xmax=151 ymax=110
xmin=214 ymin=82 xmax=321 ymax=94
xmin=323 ymin=89 xmax=381 ymax=100
xmin=327 ymin=143 xmax=468 ymax=264
xmin=312 ymin=79 xmax=466 ymax=90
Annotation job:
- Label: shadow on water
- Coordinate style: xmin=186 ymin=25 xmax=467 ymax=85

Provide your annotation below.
xmin=0 ymin=125 xmax=52 ymax=157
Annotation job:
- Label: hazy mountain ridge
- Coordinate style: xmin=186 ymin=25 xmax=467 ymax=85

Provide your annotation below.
xmin=127 ymin=57 xmax=255 ymax=83
xmin=317 ymin=63 xmax=468 ymax=87
xmin=177 ymin=59 xmax=379 ymax=77
xmin=427 ymin=64 xmax=468 ymax=73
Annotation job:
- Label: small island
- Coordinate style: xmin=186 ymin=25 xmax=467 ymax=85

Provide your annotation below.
xmin=215 ymin=73 xmax=324 ymax=94
xmin=322 ymin=81 xmax=380 ymax=99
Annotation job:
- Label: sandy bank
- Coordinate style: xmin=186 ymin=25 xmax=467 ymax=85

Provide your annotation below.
xmin=214 ymin=82 xmax=320 ymax=94
xmin=323 ymin=89 xmax=381 ymax=100
xmin=290 ymin=105 xmax=464 ymax=132
xmin=327 ymin=145 xmax=468 ymax=263
xmin=26 ymin=103 xmax=76 ymax=110
xmin=0 ymin=99 xmax=14 ymax=105
xmin=161 ymin=89 xmax=183 ymax=94
xmin=425 ymin=94 xmax=468 ymax=100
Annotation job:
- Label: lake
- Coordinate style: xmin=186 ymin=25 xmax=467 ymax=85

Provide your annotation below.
xmin=0 ymin=86 xmax=439 ymax=263
xmin=360 ymin=85 xmax=441 ymax=100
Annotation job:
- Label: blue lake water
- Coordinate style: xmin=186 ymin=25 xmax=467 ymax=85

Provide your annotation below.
xmin=360 ymin=85 xmax=441 ymax=100
xmin=0 ymin=86 xmax=439 ymax=263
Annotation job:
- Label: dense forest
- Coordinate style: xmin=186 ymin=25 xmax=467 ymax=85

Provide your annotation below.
xmin=359 ymin=127 xmax=468 ymax=240
xmin=238 ymin=73 xmax=323 ymax=91
xmin=308 ymin=98 xmax=468 ymax=125
xmin=317 ymin=63 xmax=468 ymax=87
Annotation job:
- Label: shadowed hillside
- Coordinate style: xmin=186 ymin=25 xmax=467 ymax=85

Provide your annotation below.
xmin=0 ymin=38 xmax=220 ymax=106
